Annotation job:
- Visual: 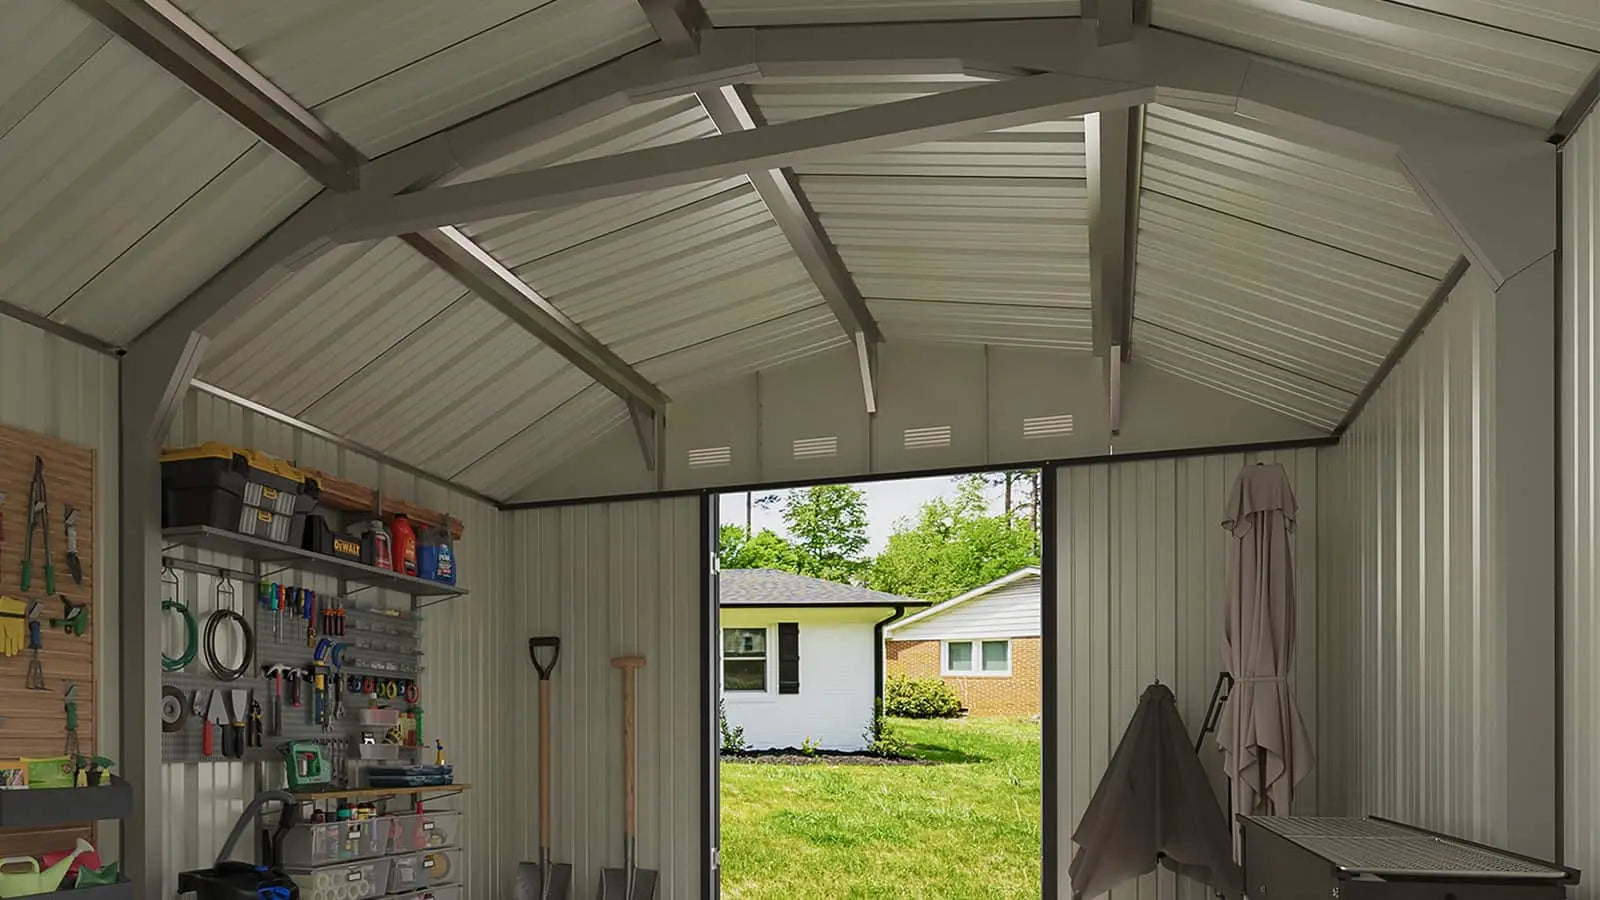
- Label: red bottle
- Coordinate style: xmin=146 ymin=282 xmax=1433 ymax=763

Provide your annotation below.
xmin=389 ymin=514 xmax=418 ymax=576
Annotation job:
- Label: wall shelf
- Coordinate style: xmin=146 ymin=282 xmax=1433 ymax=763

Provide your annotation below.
xmin=162 ymin=526 xmax=466 ymax=598
xmin=24 ymin=882 xmax=132 ymax=899
xmin=0 ymin=778 xmax=132 ymax=828
xmin=290 ymin=783 xmax=471 ymax=802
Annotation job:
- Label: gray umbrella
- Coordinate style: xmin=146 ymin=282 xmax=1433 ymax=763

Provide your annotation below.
xmin=1218 ymin=462 xmax=1313 ymax=843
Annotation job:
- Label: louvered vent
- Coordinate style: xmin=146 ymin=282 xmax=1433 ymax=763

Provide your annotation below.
xmin=687 ymin=446 xmax=732 ymax=468
xmin=903 ymin=425 xmax=952 ymax=450
xmin=1023 ymin=414 xmax=1075 ymax=439
xmin=792 ymin=436 xmax=838 ymax=460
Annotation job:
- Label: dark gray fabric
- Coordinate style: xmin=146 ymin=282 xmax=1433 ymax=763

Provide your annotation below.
xmin=1070 ymin=683 xmax=1242 ymax=899
xmin=718 ymin=568 xmax=924 ymax=608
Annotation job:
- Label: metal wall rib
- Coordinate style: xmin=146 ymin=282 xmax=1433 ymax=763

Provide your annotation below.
xmin=1316 ymin=270 xmax=1505 ymax=844
xmin=1563 ymin=107 xmax=1600 ymax=896
xmin=703 ymin=0 xmax=1080 ymax=26
xmin=1053 ymin=448 xmax=1322 ymax=900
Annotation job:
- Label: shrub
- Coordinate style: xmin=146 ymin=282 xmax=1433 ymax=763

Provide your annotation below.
xmin=883 ymin=674 xmax=962 ymax=719
xmin=863 ymin=698 xmax=912 ymax=758
xmin=719 ymin=700 xmax=747 ymax=752
xmin=800 ymin=736 xmax=820 ymax=757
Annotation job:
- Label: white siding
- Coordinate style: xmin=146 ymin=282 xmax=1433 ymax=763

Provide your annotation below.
xmin=720 ymin=608 xmax=882 ymax=751
xmin=1053 ymin=448 xmax=1320 ymax=900
xmin=1315 ymin=271 xmax=1506 ymax=844
xmin=505 ymin=499 xmax=703 ymax=900
xmin=1564 ymin=109 xmax=1600 ymax=894
xmin=161 ymin=389 xmax=507 ymax=896
xmin=891 ymin=574 xmax=1041 ymax=641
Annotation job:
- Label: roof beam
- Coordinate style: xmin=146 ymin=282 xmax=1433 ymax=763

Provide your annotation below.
xmin=330 ymin=73 xmax=1153 ymax=240
xmin=857 ymin=332 xmax=878 ymax=416
xmin=695 ymin=85 xmax=884 ymax=345
xmin=346 ymin=17 xmax=1551 ymax=288
xmin=69 ymin=0 xmax=362 ymax=189
xmin=1083 ymin=0 xmax=1134 ymax=44
xmin=1086 ymin=107 xmax=1142 ymax=359
xmin=637 ymin=0 xmax=706 ymax=57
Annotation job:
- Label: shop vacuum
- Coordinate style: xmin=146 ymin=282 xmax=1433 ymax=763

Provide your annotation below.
xmin=177 ymin=790 xmax=301 ymax=899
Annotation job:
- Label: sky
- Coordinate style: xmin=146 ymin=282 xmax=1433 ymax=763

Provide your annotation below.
xmin=717 ymin=475 xmax=1015 ymax=554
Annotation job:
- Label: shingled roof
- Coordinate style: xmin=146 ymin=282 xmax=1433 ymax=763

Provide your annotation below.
xmin=719 ymin=569 xmax=928 ymax=609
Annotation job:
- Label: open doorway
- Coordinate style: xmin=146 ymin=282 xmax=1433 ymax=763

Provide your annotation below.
xmin=712 ymin=472 xmax=1045 ymax=899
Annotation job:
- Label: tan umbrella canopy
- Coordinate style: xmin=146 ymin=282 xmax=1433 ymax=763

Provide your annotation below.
xmin=1069 ymin=683 xmax=1242 ymax=899
xmin=1218 ymin=462 xmax=1314 ymax=840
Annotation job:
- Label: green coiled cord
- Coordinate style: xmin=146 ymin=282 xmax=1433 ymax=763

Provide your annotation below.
xmin=162 ymin=599 xmax=198 ymax=672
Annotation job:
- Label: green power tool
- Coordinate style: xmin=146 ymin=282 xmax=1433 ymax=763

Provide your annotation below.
xmin=282 ymin=741 xmax=331 ymax=790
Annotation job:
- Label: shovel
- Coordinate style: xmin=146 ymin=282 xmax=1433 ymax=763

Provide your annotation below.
xmin=599 ymin=655 xmax=657 ymax=900
xmin=517 ymin=637 xmax=571 ymax=900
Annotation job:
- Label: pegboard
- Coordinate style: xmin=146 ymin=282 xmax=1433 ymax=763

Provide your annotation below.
xmin=0 ymin=425 xmax=97 ymax=857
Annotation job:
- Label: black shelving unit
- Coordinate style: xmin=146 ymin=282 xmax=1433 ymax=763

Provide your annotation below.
xmin=161 ymin=526 xmax=467 ymax=598
xmin=23 ymin=883 xmax=134 ymax=899
xmin=0 ymin=778 xmax=132 ymax=829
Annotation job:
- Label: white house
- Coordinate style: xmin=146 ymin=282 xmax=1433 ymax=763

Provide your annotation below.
xmin=885 ymin=568 xmax=1042 ymax=716
xmin=719 ymin=569 xmax=927 ymax=751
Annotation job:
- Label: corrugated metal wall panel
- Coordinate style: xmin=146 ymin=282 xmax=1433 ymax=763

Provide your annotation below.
xmin=1153 ymin=0 xmax=1596 ymax=126
xmin=505 ymin=498 xmax=703 ymax=899
xmin=174 ymin=0 xmax=655 ymax=155
xmin=1563 ymin=109 xmax=1599 ymax=897
xmin=1315 ymin=270 xmax=1505 ymax=844
xmin=162 ymin=388 xmax=507 ymax=896
xmin=1053 ymin=448 xmax=1322 ymax=900
xmin=0 ymin=3 xmax=297 ymax=345
xmin=1142 ymin=105 xmax=1458 ymax=279
xmin=705 ymin=0 xmax=1079 ymax=25
xmin=870 ymin=298 xmax=1092 ymax=349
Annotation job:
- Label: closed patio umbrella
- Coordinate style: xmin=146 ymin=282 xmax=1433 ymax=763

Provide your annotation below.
xmin=1218 ymin=462 xmax=1313 ymax=844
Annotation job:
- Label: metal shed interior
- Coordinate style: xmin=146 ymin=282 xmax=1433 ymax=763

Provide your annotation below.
xmin=2 ymin=0 xmax=1599 ymax=895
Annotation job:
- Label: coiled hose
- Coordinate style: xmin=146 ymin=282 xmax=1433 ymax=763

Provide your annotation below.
xmin=161 ymin=599 xmax=197 ymax=672
xmin=203 ymin=607 xmax=254 ymax=681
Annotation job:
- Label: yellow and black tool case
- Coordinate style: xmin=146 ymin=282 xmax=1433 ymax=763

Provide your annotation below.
xmin=161 ymin=442 xmax=320 ymax=546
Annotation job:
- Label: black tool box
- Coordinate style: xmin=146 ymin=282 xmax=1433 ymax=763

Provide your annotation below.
xmin=161 ymin=443 xmax=319 ymax=547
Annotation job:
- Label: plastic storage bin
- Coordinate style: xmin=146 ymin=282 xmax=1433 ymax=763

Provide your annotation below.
xmin=278 ymin=817 xmax=394 ymax=867
xmin=161 ymin=442 xmax=319 ymax=545
xmin=386 ymin=852 xmax=428 ymax=893
xmin=389 ymin=885 xmax=462 ymax=900
xmin=284 ymin=857 xmax=392 ymax=900
xmin=389 ymin=811 xmax=461 ymax=852
xmin=417 ymin=848 xmax=461 ymax=886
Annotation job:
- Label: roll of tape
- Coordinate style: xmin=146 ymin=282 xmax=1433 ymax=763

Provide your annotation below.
xmin=425 ymin=851 xmax=452 ymax=881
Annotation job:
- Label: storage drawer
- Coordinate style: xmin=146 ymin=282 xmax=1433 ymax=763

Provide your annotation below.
xmin=389 ymin=811 xmax=461 ymax=852
xmin=285 ymin=857 xmax=392 ymax=900
xmin=279 ymin=817 xmax=393 ymax=867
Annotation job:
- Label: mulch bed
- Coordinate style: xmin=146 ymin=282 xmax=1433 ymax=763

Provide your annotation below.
xmin=721 ymin=750 xmax=932 ymax=766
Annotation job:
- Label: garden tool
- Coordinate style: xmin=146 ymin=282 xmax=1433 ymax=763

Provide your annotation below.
xmin=599 ymin=655 xmax=656 ymax=900
xmin=19 ymin=456 xmax=52 ymax=594
xmin=0 ymin=838 xmax=93 ymax=896
xmin=24 ymin=604 xmax=44 ymax=690
xmin=63 ymin=684 xmax=80 ymax=766
xmin=206 ymin=689 xmax=229 ymax=757
xmin=516 ymin=637 xmax=571 ymax=900
xmin=62 ymin=506 xmax=81 ymax=585
xmin=49 ymin=596 xmax=87 ymax=636
xmin=195 ymin=689 xmax=215 ymax=757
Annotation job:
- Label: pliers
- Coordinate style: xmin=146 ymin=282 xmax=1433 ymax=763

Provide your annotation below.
xmin=20 ymin=457 xmax=52 ymax=595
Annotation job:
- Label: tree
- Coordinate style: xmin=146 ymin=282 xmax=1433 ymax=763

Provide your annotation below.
xmin=867 ymin=474 xmax=1039 ymax=601
xmin=783 ymin=485 xmax=870 ymax=582
xmin=718 ymin=524 xmax=804 ymax=571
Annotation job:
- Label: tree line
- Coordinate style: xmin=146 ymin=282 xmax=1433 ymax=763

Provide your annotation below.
xmin=718 ymin=472 xmax=1041 ymax=602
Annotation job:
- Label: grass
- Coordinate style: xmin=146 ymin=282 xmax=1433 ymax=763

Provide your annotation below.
xmin=720 ymin=717 xmax=1041 ymax=899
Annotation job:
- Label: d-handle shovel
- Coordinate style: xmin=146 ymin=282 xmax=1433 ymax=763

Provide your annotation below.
xmin=599 ymin=656 xmax=657 ymax=900
xmin=517 ymin=637 xmax=573 ymax=900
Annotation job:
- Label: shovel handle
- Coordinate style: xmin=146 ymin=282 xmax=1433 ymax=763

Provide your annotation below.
xmin=539 ymin=678 xmax=551 ymax=846
xmin=612 ymin=656 xmax=645 ymax=838
xmin=529 ymin=636 xmax=560 ymax=680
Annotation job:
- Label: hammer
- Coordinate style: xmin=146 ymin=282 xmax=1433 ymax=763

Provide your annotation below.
xmin=262 ymin=664 xmax=295 ymax=736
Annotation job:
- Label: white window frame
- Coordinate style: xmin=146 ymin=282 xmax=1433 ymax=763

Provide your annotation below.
xmin=941 ymin=638 xmax=1012 ymax=677
xmin=722 ymin=625 xmax=773 ymax=695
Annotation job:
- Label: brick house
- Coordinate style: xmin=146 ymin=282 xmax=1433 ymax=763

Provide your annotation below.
xmin=884 ymin=567 xmax=1041 ymax=716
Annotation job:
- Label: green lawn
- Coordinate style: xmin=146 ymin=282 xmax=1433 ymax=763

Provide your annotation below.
xmin=720 ymin=717 xmax=1041 ymax=899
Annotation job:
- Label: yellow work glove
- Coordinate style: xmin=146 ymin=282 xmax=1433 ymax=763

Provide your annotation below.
xmin=0 ymin=596 xmax=25 ymax=658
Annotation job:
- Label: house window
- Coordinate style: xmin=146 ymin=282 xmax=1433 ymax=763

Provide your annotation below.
xmin=723 ymin=627 xmax=768 ymax=692
xmin=942 ymin=639 xmax=1011 ymax=676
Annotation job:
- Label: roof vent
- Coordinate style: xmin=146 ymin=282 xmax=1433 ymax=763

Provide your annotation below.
xmin=688 ymin=446 xmax=732 ymax=469
xmin=1023 ymin=414 xmax=1075 ymax=439
xmin=793 ymin=436 xmax=838 ymax=460
xmin=903 ymin=425 xmax=952 ymax=450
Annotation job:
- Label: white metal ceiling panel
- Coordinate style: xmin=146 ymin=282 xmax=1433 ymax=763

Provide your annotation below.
xmin=200 ymin=238 xmax=467 ymax=415
xmin=512 ymin=183 xmax=826 ymax=362
xmin=174 ymin=0 xmax=655 ymax=155
xmin=453 ymin=384 xmax=628 ymax=494
xmin=1154 ymin=0 xmax=1598 ymax=125
xmin=1142 ymin=104 xmax=1459 ymax=279
xmin=1133 ymin=323 xmax=1353 ymax=430
xmin=1135 ymin=193 xmax=1437 ymax=397
xmin=805 ymin=175 xmax=1090 ymax=348
xmin=705 ymin=0 xmax=1079 ymax=25
xmin=0 ymin=11 xmax=289 ymax=344
xmin=637 ymin=306 xmax=850 ymax=395
xmin=1381 ymin=0 xmax=1600 ymax=51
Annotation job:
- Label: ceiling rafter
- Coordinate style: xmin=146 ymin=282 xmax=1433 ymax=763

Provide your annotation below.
xmin=81 ymin=0 xmax=670 ymax=475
